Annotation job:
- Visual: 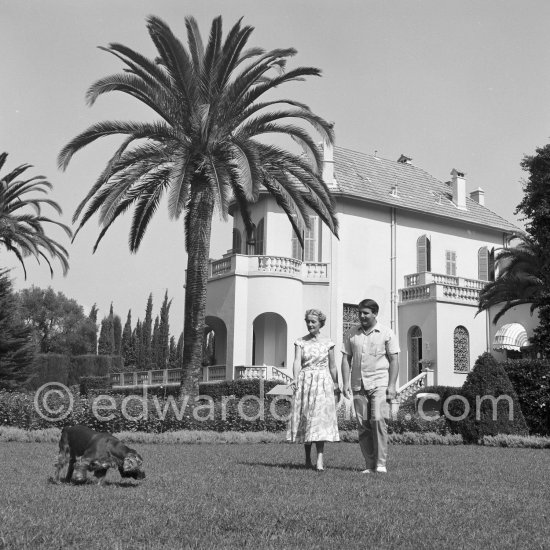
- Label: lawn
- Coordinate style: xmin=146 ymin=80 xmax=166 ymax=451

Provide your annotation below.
xmin=0 ymin=441 xmax=548 ymax=549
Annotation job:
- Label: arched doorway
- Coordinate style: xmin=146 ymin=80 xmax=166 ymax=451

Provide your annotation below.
xmin=252 ymin=312 xmax=287 ymax=369
xmin=408 ymin=325 xmax=423 ymax=379
xmin=203 ymin=316 xmax=227 ymax=366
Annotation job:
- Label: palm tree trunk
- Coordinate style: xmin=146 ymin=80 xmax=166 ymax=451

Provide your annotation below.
xmin=180 ymin=184 xmax=215 ymax=397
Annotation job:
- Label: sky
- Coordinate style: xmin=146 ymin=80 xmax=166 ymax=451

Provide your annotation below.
xmin=2 ymin=0 xmax=550 ymax=336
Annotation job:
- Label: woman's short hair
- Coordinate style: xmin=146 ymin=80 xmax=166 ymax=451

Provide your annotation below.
xmin=304 ymin=309 xmax=326 ymax=327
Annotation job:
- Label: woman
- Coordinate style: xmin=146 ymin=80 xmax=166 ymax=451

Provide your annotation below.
xmin=287 ymin=309 xmax=340 ymax=471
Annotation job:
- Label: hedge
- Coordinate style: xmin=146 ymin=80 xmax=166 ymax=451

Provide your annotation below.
xmin=448 ymin=353 xmax=528 ymax=443
xmin=501 ymin=359 xmax=550 ymax=436
xmin=25 ymin=354 xmax=123 ymax=391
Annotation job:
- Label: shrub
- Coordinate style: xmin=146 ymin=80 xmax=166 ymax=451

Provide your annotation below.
xmin=25 ymin=354 xmax=71 ymax=390
xmin=79 ymin=375 xmax=111 ymax=396
xmin=199 ymin=379 xmax=283 ymax=400
xmin=501 ymin=359 xmax=550 ymax=436
xmin=449 ymin=353 xmax=529 ymax=443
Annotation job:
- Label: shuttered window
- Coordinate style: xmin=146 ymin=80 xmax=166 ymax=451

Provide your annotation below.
xmin=232 ymin=229 xmax=242 ymax=254
xmin=480 ymin=247 xmax=496 ymax=281
xmin=417 ymin=235 xmax=431 ymax=272
xmin=291 ymin=216 xmax=318 ymax=261
xmin=446 ymin=250 xmax=457 ymax=276
xmin=255 ymin=219 xmax=264 ymax=255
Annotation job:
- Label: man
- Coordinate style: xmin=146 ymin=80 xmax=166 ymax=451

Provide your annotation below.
xmin=342 ymin=299 xmax=400 ymax=473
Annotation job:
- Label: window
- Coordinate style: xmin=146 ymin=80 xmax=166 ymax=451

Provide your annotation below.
xmin=232 ymin=229 xmax=242 ymax=254
xmin=343 ymin=303 xmax=359 ymax=335
xmin=445 ymin=250 xmax=457 ymax=276
xmin=255 ymin=219 xmax=264 ymax=255
xmin=291 ymin=216 xmax=320 ymax=261
xmin=453 ymin=326 xmax=470 ymax=372
xmin=417 ymin=235 xmax=431 ymax=272
xmin=478 ymin=247 xmax=495 ymax=281
xmin=409 ymin=326 xmax=423 ymax=379
xmin=246 ymin=224 xmax=256 ymax=255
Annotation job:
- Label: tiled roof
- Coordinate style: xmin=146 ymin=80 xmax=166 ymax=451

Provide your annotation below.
xmin=331 ymin=146 xmax=519 ymax=233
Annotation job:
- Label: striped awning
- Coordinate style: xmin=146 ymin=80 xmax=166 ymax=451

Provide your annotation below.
xmin=493 ymin=323 xmax=529 ymax=351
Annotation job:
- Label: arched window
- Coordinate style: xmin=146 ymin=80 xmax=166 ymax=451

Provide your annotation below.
xmin=453 ymin=326 xmax=470 ymax=372
xmin=232 ymin=228 xmax=242 ymax=254
xmin=255 ymin=218 xmax=265 ymax=255
xmin=417 ymin=235 xmax=431 ymax=272
xmin=478 ymin=246 xmax=495 ymax=281
xmin=409 ymin=326 xmax=423 ymax=379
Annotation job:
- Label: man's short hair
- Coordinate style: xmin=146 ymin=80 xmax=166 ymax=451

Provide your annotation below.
xmin=357 ymin=298 xmax=379 ymax=314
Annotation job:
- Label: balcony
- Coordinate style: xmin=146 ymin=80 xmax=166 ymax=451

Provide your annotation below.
xmin=208 ymin=254 xmax=329 ymax=284
xmin=400 ymin=272 xmax=487 ymax=305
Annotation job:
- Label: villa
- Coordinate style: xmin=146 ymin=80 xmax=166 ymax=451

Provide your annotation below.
xmin=200 ymin=142 xmax=538 ymax=392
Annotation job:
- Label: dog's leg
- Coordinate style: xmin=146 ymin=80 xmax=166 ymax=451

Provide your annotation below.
xmin=93 ymin=469 xmax=108 ymax=486
xmin=65 ymin=455 xmax=76 ymax=482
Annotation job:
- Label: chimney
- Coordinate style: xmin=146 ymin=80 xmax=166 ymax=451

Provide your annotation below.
xmin=470 ymin=187 xmax=485 ymax=206
xmin=397 ymin=154 xmax=412 ymax=164
xmin=322 ymin=138 xmax=336 ymax=186
xmin=450 ymin=168 xmax=467 ymax=210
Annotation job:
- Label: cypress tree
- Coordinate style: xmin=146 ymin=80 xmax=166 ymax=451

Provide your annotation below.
xmin=158 ymin=290 xmax=172 ymax=369
xmin=121 ymin=310 xmax=134 ymax=366
xmin=0 ymin=270 xmax=35 ymax=389
xmin=168 ymin=335 xmax=177 ymax=368
xmin=142 ymin=294 xmax=153 ymax=369
xmin=88 ymin=304 xmax=98 ymax=354
xmin=151 ymin=316 xmax=160 ymax=369
xmin=113 ymin=314 xmax=122 ymax=355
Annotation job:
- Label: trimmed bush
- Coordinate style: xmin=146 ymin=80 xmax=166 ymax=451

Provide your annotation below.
xmin=199 ymin=379 xmax=283 ymax=399
xmin=79 ymin=376 xmax=111 ymax=396
xmin=501 ymin=359 xmax=550 ymax=436
xmin=450 ymin=353 xmax=529 ymax=443
xmin=25 ymin=354 xmax=71 ymax=390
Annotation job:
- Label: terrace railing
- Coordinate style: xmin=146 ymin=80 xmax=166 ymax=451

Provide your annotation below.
xmin=234 ymin=365 xmax=293 ymax=383
xmin=208 ymin=254 xmax=329 ymax=283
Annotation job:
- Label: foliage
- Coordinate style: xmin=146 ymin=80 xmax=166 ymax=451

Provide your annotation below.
xmin=481 ymin=433 xmax=550 ymax=448
xmin=0 ymin=270 xmax=35 ymax=389
xmin=24 ymin=353 xmax=122 ymax=390
xmin=79 ymin=375 xmax=111 ymax=396
xmin=449 ymin=353 xmax=529 ymax=443
xmin=141 ymin=293 xmax=153 ymax=369
xmin=501 ymin=358 xmax=550 ymax=435
xmin=121 ymin=310 xmax=134 ymax=365
xmin=16 ymin=286 xmax=96 ymax=355
xmin=0 ymin=153 xmax=71 ymax=278
xmin=58 ymin=15 xmax=338 ymax=397
xmin=113 ymin=314 xmax=122 ymax=355
xmin=477 ymin=233 xmax=544 ymax=323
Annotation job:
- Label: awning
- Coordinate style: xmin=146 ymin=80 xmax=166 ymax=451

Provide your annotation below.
xmin=493 ymin=323 xmax=529 ymax=351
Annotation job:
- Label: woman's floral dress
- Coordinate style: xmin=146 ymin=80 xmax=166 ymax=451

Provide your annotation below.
xmin=286 ymin=338 xmax=340 ymax=443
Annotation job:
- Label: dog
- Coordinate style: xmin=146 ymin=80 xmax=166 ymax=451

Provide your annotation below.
xmin=54 ymin=425 xmax=145 ymax=485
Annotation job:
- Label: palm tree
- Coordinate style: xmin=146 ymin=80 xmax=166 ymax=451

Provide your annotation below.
xmin=0 ymin=153 xmax=71 ymax=278
xmin=477 ymin=233 xmax=544 ymax=323
xmin=57 ymin=16 xmax=339 ymax=395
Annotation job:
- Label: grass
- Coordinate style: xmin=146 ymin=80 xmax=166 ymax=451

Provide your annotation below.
xmin=0 ymin=442 xmax=549 ymax=549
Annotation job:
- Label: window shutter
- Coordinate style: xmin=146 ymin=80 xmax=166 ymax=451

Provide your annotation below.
xmin=304 ymin=216 xmax=317 ymax=262
xmin=446 ymin=250 xmax=457 ymax=276
xmin=255 ymin=219 xmax=264 ymax=255
xmin=232 ymin=229 xmax=242 ymax=254
xmin=291 ymin=228 xmax=302 ymax=260
xmin=478 ymin=247 xmax=489 ymax=280
xmin=417 ymin=235 xmax=429 ymax=272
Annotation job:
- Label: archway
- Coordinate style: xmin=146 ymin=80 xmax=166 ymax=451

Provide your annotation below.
xmin=203 ymin=316 xmax=227 ymax=366
xmin=252 ymin=312 xmax=287 ymax=369
xmin=408 ymin=325 xmax=423 ymax=379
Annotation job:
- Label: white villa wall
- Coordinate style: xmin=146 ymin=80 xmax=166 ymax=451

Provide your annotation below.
xmin=435 ymin=302 xmax=488 ymax=387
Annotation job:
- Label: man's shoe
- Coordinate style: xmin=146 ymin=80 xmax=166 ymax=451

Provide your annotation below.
xmin=376 ymin=466 xmax=387 ymax=473
xmin=361 ymin=469 xmax=376 ymax=474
